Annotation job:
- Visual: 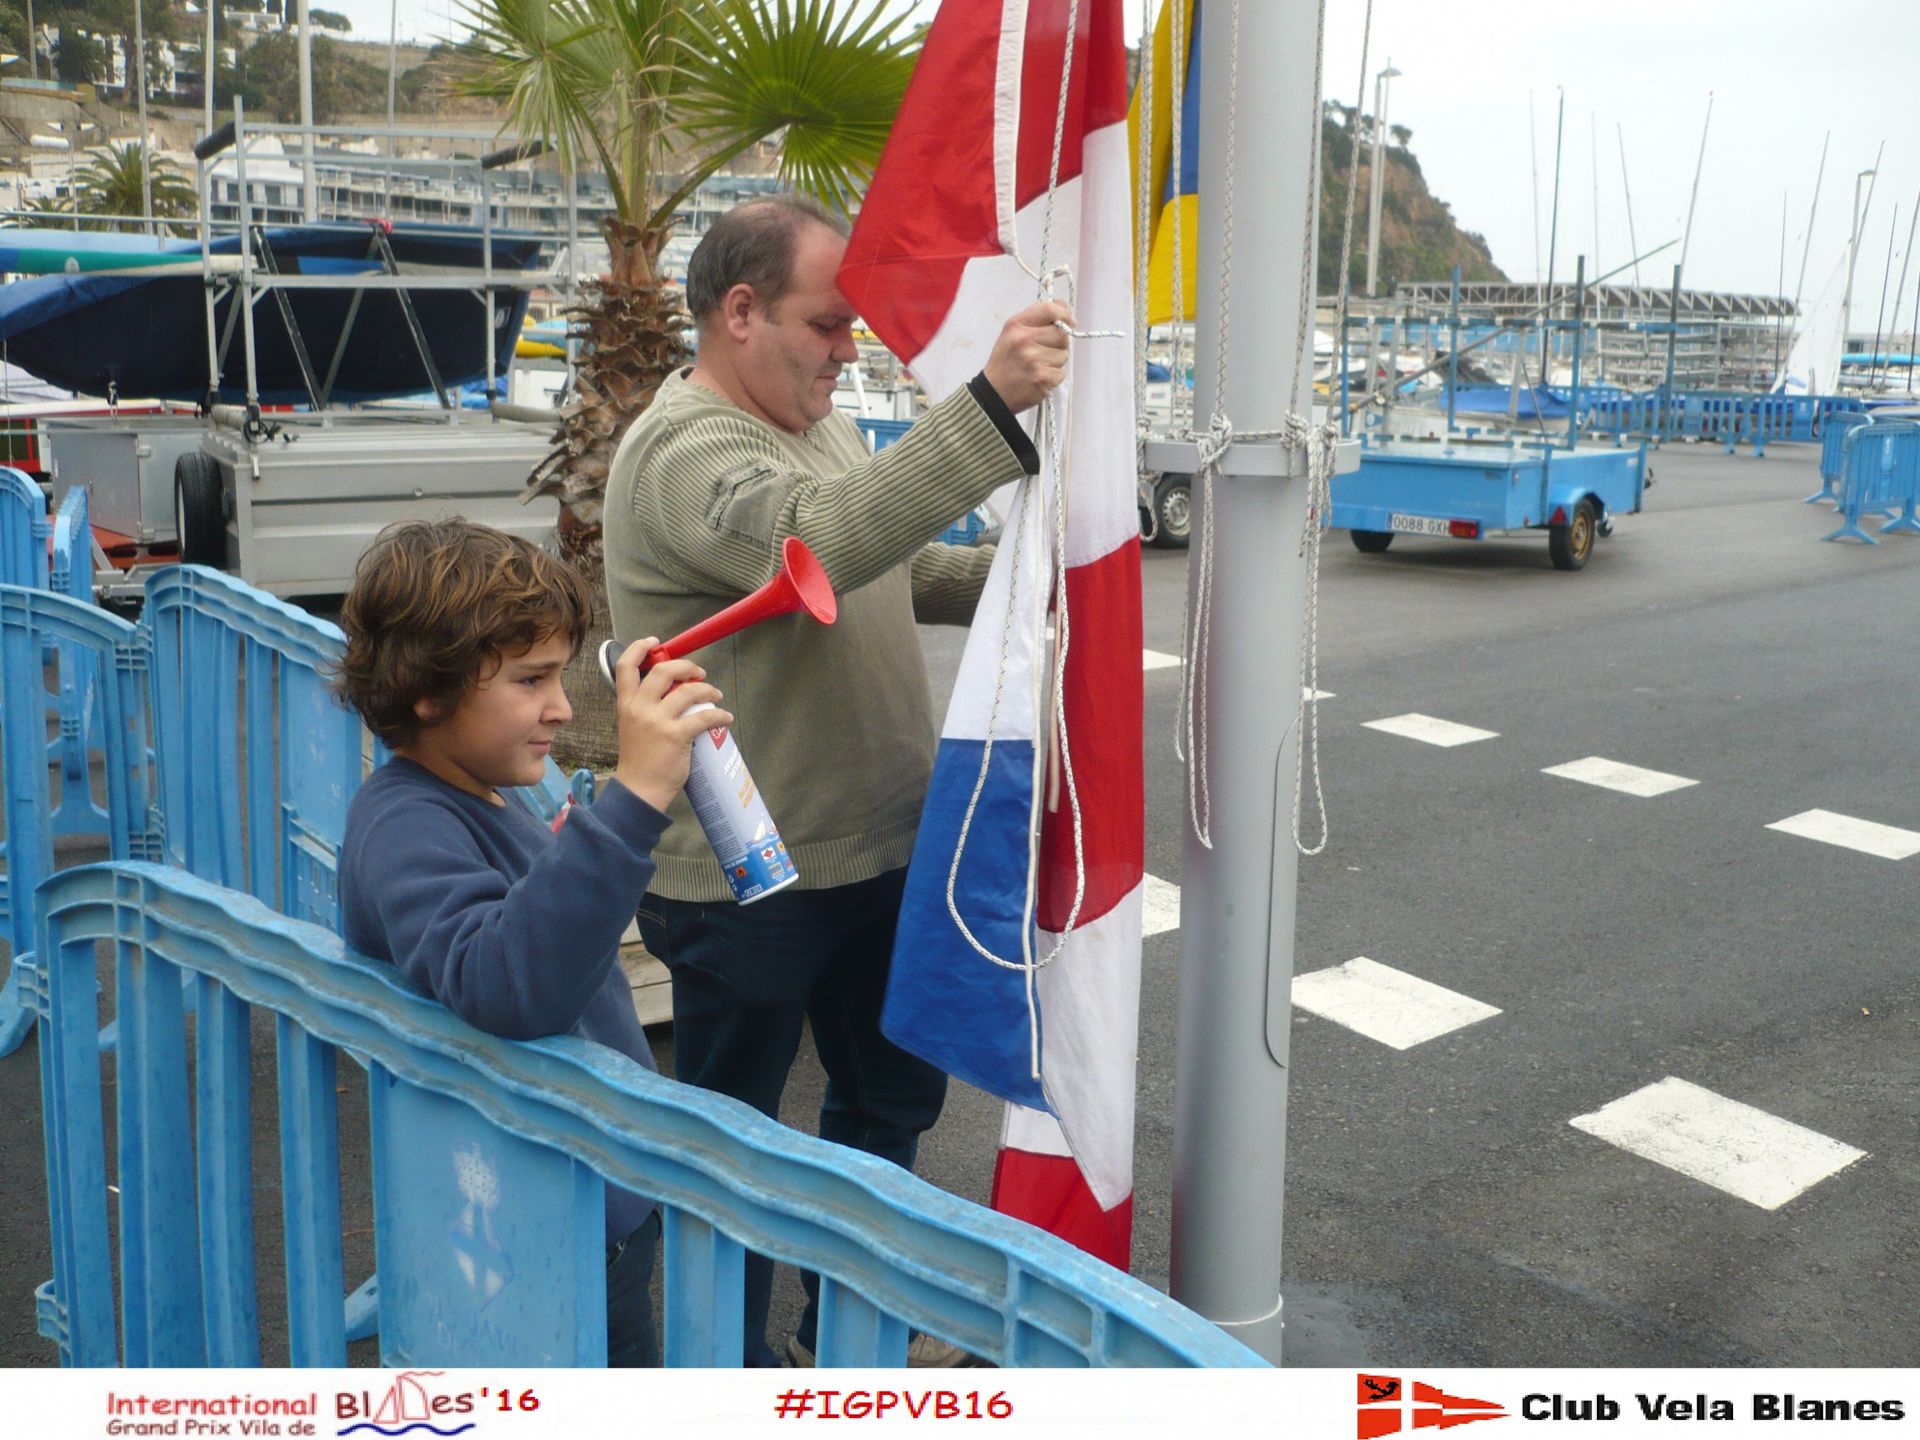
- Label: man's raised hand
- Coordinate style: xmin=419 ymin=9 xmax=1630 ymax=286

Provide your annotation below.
xmin=982 ymin=299 xmax=1074 ymax=413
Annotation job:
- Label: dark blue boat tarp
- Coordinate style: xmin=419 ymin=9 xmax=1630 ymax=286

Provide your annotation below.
xmin=0 ymin=224 xmax=545 ymax=404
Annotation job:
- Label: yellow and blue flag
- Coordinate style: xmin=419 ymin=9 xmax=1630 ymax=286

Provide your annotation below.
xmin=1128 ymin=0 xmax=1200 ymax=326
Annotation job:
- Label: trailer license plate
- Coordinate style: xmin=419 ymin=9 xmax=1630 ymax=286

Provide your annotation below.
xmin=1389 ymin=513 xmax=1452 ymax=536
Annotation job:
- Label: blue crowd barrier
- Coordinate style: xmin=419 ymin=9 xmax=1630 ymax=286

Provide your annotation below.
xmin=1582 ymin=390 xmax=1866 ymax=453
xmin=0 ymin=464 xmax=50 ymax=589
xmin=144 ymin=566 xmax=366 ymax=929
xmin=26 ymin=861 xmax=1263 ymax=1369
xmin=1823 ymin=423 xmax=1920 ymax=544
xmin=1808 ymin=412 xmax=1875 ymax=506
xmin=0 ymin=587 xmax=155 ymax=1056
xmin=7 ymin=561 xmax=1230 ymax=1371
xmin=48 ymin=487 xmax=109 ymax=840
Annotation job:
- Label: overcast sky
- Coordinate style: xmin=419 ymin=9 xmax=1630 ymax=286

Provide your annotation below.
xmin=336 ymin=0 xmax=1920 ymax=309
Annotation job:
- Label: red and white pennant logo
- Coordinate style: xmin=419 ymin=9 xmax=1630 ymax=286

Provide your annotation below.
xmin=1357 ymin=1374 xmax=1508 ymax=1437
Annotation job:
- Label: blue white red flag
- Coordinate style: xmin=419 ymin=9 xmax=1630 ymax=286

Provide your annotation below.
xmin=840 ymin=0 xmax=1143 ymax=1269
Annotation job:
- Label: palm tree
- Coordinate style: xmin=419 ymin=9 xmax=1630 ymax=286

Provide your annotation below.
xmin=73 ymin=142 xmax=198 ymax=232
xmin=456 ymin=0 xmax=920 ymax=767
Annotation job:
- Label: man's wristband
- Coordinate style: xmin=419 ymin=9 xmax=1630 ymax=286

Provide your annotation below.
xmin=968 ymin=372 xmax=1041 ymax=475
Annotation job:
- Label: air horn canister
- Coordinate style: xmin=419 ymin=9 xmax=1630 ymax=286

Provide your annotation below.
xmin=600 ymin=535 xmax=838 ymax=905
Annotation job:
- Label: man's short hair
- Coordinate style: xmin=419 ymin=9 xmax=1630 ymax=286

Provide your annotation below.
xmin=334 ymin=518 xmax=594 ymax=748
xmin=685 ymin=194 xmax=851 ymax=327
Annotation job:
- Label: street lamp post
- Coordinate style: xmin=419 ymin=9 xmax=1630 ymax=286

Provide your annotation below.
xmin=1363 ymin=63 xmax=1401 ymax=401
xmin=1364 ymin=62 xmax=1401 ymax=299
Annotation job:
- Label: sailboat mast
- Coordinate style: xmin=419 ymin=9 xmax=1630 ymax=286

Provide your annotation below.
xmin=1786 ymin=133 xmax=1829 ymax=380
xmin=1677 ymin=92 xmax=1713 ymax=286
xmin=1617 ymin=123 xmax=1640 ymax=286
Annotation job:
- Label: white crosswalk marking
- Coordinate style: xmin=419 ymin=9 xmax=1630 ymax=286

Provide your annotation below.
xmin=1571 ymin=1077 xmax=1868 ymax=1210
xmin=1543 ymin=756 xmax=1700 ymax=798
xmin=1765 ymin=809 xmax=1920 ymax=861
xmin=1362 ymin=712 xmax=1499 ymax=747
xmin=1141 ymin=873 xmax=1181 ymax=937
xmin=1290 ymin=957 xmax=1501 ymax=1049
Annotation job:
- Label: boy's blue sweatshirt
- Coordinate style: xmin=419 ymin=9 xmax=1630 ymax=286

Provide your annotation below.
xmin=341 ymin=756 xmax=669 ymax=1243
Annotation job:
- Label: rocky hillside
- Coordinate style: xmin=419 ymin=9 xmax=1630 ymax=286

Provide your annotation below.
xmin=1317 ymin=107 xmax=1506 ymax=292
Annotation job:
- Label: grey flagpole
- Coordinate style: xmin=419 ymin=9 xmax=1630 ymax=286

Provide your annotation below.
xmin=1169 ymin=0 xmax=1323 ymax=1366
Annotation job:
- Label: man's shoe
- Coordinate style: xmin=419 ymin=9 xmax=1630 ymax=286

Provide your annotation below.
xmin=784 ymin=1334 xmax=983 ymax=1368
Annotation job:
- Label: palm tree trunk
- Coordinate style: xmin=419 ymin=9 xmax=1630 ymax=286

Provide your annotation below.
xmin=542 ymin=216 xmax=689 ymax=774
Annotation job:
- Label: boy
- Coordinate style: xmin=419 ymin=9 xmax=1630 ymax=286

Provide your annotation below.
xmin=334 ymin=517 xmax=727 ymax=1366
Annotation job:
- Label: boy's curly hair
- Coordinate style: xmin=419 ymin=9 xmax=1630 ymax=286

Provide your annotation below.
xmin=334 ymin=518 xmax=595 ymax=749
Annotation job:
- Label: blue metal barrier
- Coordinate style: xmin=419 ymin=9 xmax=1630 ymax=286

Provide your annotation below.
xmin=1582 ymin=391 xmax=1866 ymax=452
xmin=1809 ymin=412 xmax=1875 ymax=506
xmin=27 ymin=861 xmax=1262 ymax=1369
xmin=1823 ymin=424 xmax=1920 ymax=543
xmin=0 ymin=587 xmax=155 ymax=1056
xmin=144 ymin=565 xmax=363 ymax=928
xmin=48 ymin=487 xmax=109 ymax=839
xmin=0 ymin=464 xmax=50 ymax=589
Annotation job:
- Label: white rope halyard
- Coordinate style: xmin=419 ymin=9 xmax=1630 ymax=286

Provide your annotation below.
xmin=1170 ymin=0 xmax=1368 ymax=858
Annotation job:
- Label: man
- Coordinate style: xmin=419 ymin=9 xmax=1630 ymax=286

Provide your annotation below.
xmin=604 ymin=194 xmax=1068 ymax=1367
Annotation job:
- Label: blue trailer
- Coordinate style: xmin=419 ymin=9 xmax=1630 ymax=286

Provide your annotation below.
xmin=1332 ymin=437 xmax=1649 ymax=571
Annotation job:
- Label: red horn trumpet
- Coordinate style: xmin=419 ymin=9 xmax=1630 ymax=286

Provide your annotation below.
xmin=600 ymin=537 xmax=837 ymax=685
xmin=648 ymin=535 xmax=837 ymax=667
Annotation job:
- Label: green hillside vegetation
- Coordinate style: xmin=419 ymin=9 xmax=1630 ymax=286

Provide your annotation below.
xmin=1318 ymin=104 xmax=1506 ymax=291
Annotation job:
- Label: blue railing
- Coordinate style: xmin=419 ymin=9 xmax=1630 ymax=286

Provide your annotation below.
xmin=48 ymin=486 xmax=110 ymax=839
xmin=1822 ymin=423 xmax=1920 ymax=544
xmin=1581 ymin=390 xmax=1866 ymax=453
xmin=1808 ymin=412 xmax=1876 ymax=506
xmin=0 ymin=586 xmax=156 ymax=1058
xmin=10 ymin=557 xmax=1255 ymax=1368
xmin=24 ymin=862 xmax=1262 ymax=1369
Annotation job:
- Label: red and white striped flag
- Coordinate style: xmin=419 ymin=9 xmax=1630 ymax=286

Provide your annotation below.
xmin=839 ymin=0 xmax=1142 ymax=1269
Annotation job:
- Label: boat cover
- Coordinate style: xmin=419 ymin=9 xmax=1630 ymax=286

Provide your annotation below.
xmin=0 ymin=224 xmax=545 ymax=404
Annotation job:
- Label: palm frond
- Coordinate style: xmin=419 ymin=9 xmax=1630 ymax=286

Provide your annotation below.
xmin=665 ymin=0 xmax=921 ymax=223
xmin=454 ymin=0 xmax=635 ymax=216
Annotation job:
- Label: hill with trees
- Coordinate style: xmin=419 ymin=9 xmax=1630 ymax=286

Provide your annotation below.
xmin=1318 ymin=102 xmax=1507 ymax=291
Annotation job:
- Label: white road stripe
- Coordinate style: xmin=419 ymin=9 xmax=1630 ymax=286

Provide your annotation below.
xmin=1766 ymin=808 xmax=1920 ymax=861
xmin=1141 ymin=873 xmax=1181 ymax=937
xmin=1142 ymin=648 xmax=1182 ymax=671
xmin=1362 ymin=713 xmax=1499 ymax=747
xmin=1543 ymin=756 xmax=1700 ymax=798
xmin=1290 ymin=957 xmax=1501 ymax=1050
xmin=1305 ymin=688 xmax=1336 ymax=701
xmin=1571 ymin=1077 xmax=1867 ymax=1210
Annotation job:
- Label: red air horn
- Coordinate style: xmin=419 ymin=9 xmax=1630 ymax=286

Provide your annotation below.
xmin=600 ymin=536 xmax=838 ymax=684
xmin=646 ymin=535 xmax=838 ymax=666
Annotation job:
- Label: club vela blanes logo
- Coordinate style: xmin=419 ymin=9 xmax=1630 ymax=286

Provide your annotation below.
xmin=1358 ymin=1375 xmax=1507 ymax=1437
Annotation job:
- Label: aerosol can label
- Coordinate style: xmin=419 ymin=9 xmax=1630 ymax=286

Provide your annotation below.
xmin=683 ymin=702 xmax=798 ymax=905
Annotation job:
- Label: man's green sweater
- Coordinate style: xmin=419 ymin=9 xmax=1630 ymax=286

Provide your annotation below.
xmin=603 ymin=369 xmax=1038 ymax=902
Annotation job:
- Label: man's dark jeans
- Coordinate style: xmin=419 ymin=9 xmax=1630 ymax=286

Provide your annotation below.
xmin=605 ymin=1209 xmax=662 ymax=1367
xmin=636 ymin=867 xmax=948 ymax=1367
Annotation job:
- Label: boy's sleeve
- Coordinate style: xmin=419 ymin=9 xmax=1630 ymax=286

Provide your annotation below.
xmin=354 ymin=782 xmax=669 ymax=1041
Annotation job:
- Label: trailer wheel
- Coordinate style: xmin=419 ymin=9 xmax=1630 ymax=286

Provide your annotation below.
xmin=1350 ymin=529 xmax=1394 ymax=554
xmin=1152 ymin=474 xmax=1191 ymax=549
xmin=174 ymin=452 xmax=226 ymax=567
xmin=1549 ymin=496 xmax=1597 ymax=571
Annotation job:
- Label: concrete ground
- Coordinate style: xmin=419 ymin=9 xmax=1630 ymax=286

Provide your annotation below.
xmin=2 ymin=438 xmax=1915 ymax=1368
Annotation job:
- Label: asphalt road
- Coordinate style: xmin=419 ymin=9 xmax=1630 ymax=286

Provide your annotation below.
xmin=2 ymin=440 xmax=1914 ymax=1369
